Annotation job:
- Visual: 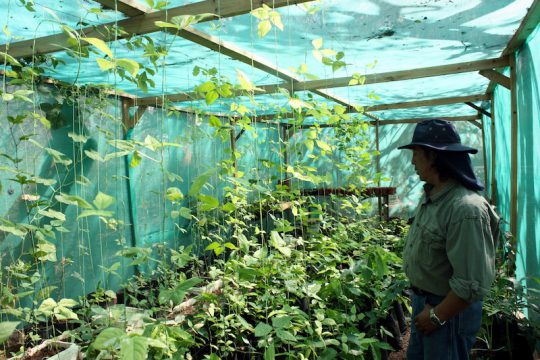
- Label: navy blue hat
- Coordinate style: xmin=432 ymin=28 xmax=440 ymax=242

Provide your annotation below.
xmin=398 ymin=119 xmax=478 ymax=154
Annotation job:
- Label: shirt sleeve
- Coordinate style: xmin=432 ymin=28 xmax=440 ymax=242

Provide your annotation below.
xmin=446 ymin=207 xmax=496 ymax=303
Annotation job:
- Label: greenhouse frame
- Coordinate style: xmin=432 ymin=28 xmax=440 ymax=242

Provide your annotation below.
xmin=0 ymin=0 xmax=539 ymax=359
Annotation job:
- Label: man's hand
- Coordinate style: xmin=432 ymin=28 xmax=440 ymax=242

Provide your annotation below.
xmin=413 ymin=304 xmax=439 ymax=335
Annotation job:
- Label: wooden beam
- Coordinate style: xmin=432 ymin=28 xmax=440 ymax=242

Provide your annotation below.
xmin=480 ymin=116 xmax=488 ymax=193
xmin=479 ymin=69 xmax=511 ymax=90
xmin=294 ymin=57 xmax=509 ymax=91
xmin=465 ymin=101 xmax=491 ymax=117
xmin=469 ymin=119 xmax=482 ymax=129
xmin=364 ymin=94 xmax=489 ymax=112
xmin=2 ymin=0 xmax=312 ymax=58
xmin=279 ymin=115 xmax=479 ymax=128
xmin=490 ymin=94 xmax=497 ymax=206
xmin=509 ymin=54 xmax=518 ymax=243
xmin=503 ymin=0 xmax=540 ymax=56
xmin=121 ymin=98 xmax=134 ymax=132
xmin=94 ymin=0 xmax=153 ymax=16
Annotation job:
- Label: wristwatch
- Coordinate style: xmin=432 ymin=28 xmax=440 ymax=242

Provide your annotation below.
xmin=429 ymin=307 xmax=447 ymax=326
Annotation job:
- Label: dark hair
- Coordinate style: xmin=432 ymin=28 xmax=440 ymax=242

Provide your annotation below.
xmin=430 ymin=149 xmax=484 ymax=191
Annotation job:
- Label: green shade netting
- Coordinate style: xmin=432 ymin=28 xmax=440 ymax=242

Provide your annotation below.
xmin=515 ymin=23 xmax=540 ymax=320
xmin=0 ymin=87 xmax=133 ymax=299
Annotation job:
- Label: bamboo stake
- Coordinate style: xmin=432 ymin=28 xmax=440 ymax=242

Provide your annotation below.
xmin=490 ymin=94 xmax=497 ymax=206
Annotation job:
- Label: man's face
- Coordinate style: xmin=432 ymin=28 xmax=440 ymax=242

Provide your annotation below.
xmin=411 ymin=146 xmax=435 ymax=183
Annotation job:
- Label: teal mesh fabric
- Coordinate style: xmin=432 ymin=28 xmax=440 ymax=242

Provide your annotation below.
xmin=493 ymin=70 xmax=512 ymax=234
xmin=0 ymin=87 xmax=133 ymax=300
xmin=515 ymin=23 xmax=540 ymax=320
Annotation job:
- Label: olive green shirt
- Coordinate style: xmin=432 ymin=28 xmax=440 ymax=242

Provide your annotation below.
xmin=403 ymin=182 xmax=499 ymax=303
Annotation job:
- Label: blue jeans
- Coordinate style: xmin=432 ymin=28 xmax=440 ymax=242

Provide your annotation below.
xmin=407 ymin=292 xmax=482 ymax=360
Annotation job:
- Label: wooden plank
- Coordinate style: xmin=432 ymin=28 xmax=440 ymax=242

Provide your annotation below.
xmin=509 ymin=54 xmax=518 ymax=241
xmin=364 ymin=94 xmax=489 ymax=112
xmin=2 ymin=0 xmax=312 ymax=58
xmin=294 ymin=57 xmax=509 ymax=91
xmin=490 ymin=94 xmax=497 ymax=205
xmin=480 ymin=116 xmax=488 ymax=194
xmin=503 ymin=0 xmax=540 ymax=56
xmin=131 ymin=105 xmax=148 ymax=125
xmin=283 ymin=115 xmax=479 ymax=128
xmin=479 ymin=69 xmax=511 ymax=90
xmin=465 ymin=101 xmax=491 ymax=117
xmin=94 ymin=0 xmax=153 ymax=16
xmin=121 ymin=98 xmax=133 ymax=132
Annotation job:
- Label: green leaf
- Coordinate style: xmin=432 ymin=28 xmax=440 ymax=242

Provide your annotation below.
xmin=2 ymin=93 xmax=14 ymax=102
xmin=312 ymin=38 xmax=323 ymax=49
xmin=130 ymin=150 xmax=142 ymax=167
xmin=208 ymin=115 xmax=222 ymax=127
xmin=117 ymin=58 xmax=140 ymax=76
xmin=264 ymin=342 xmax=275 ymax=360
xmin=316 ymin=140 xmax=332 ymax=152
xmin=68 ymin=132 xmax=89 ymax=143
xmin=92 ymin=327 xmax=124 ymax=350
xmin=77 ymin=210 xmax=113 ymax=219
xmin=82 ymin=37 xmax=113 ymax=58
xmin=254 ymin=322 xmax=273 ymax=337
xmin=258 ymin=20 xmax=272 ymax=37
xmin=271 ymin=316 xmax=292 ymax=329
xmin=0 ymin=225 xmax=27 ymax=237
xmin=93 ymin=192 xmax=114 ymax=210
xmin=188 ymin=168 xmax=216 ymax=196
xmin=38 ymin=208 xmax=66 ymax=221
xmin=197 ymin=81 xmax=216 ymax=93
xmin=199 ymin=194 xmax=219 ymax=211
xmin=276 ymin=329 xmax=297 ymax=342
xmin=159 ymin=277 xmax=202 ymax=305
xmin=55 ymin=194 xmax=93 ymax=209
xmin=0 ymin=322 xmax=20 ymax=344
xmin=96 ymin=58 xmax=115 ymax=71
xmin=120 ymin=335 xmax=148 ymax=360
xmin=178 ymin=207 xmax=191 ymax=219
xmin=205 ymin=90 xmax=219 ymax=105
xmin=165 ymin=187 xmax=184 ymax=202
xmin=237 ymin=70 xmax=261 ymax=92
xmin=0 ymin=52 xmax=22 ymax=67
xmin=58 ymin=298 xmax=78 ymax=308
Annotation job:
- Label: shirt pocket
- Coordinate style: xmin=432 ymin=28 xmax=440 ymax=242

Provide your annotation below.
xmin=416 ymin=225 xmax=446 ymax=268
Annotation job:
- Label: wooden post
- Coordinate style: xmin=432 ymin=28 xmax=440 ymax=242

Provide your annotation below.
xmin=121 ymin=98 xmax=132 ymax=134
xmin=375 ymin=119 xmax=382 ymax=218
xmin=480 ymin=115 xmax=488 ymax=194
xmin=229 ymin=121 xmax=238 ymax=177
xmin=509 ymin=54 xmax=518 ymax=241
xmin=281 ymin=124 xmax=291 ymax=188
xmin=490 ymin=94 xmax=497 ymax=206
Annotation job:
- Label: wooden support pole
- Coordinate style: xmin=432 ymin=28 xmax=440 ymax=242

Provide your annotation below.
xmin=375 ymin=118 xmax=382 ymax=218
xmin=121 ymin=98 xmax=133 ymax=134
xmin=281 ymin=124 xmax=291 ymax=188
xmin=479 ymin=69 xmax=511 ymax=90
xmin=465 ymin=101 xmax=491 ymax=118
xmin=509 ymin=54 xmax=518 ymax=240
xmin=480 ymin=116 xmax=488 ymax=192
xmin=490 ymin=94 xmax=497 ymax=206
xmin=229 ymin=121 xmax=238 ymax=176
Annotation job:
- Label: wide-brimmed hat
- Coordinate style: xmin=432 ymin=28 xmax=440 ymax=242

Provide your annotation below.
xmin=398 ymin=119 xmax=478 ymax=154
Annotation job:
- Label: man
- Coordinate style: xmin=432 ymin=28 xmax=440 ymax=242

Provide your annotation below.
xmin=398 ymin=119 xmax=500 ymax=359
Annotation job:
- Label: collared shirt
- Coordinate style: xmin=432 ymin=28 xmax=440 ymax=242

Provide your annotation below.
xmin=403 ymin=182 xmax=500 ymax=303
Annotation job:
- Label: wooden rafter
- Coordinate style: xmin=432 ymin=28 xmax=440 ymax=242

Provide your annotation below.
xmin=479 ymin=69 xmax=510 ymax=90
xmin=503 ymin=0 xmax=540 ymax=56
xmin=289 ymin=115 xmax=479 ymax=128
xmin=364 ymin=94 xmax=489 ymax=112
xmin=139 ymin=57 xmax=508 ymax=106
xmin=465 ymin=101 xmax=491 ymax=117
xmin=94 ymin=0 xmax=153 ymax=16
xmin=1 ymin=0 xmax=312 ymax=58
xmin=293 ymin=57 xmax=509 ymax=91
